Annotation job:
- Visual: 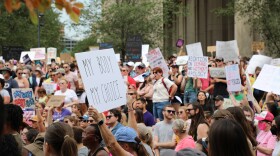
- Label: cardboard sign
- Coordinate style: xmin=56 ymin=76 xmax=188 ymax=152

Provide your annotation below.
xmin=176 ymin=39 xmax=184 ymax=47
xmin=60 ymin=53 xmax=72 ymax=63
xmin=12 ymin=88 xmax=35 ymax=108
xmin=42 ymin=83 xmax=57 ymax=95
xmin=22 ymin=54 xmax=32 ymax=65
xmin=225 ymin=64 xmax=241 ymax=92
xmin=245 ymin=73 xmax=254 ymax=101
xmin=20 ymin=51 xmax=35 ymax=63
xmin=252 ymin=42 xmax=265 ymax=52
xmin=246 ymin=55 xmax=272 ymax=74
xmin=186 ymin=42 xmax=203 ymax=57
xmin=253 ymin=64 xmax=280 ymax=95
xmin=187 ymin=56 xmax=208 ymax=78
xmin=207 ymin=46 xmax=216 ymax=52
xmin=176 ymin=56 xmax=189 ymax=65
xmin=216 ymin=40 xmax=239 ymax=62
xmin=31 ymin=48 xmax=46 ymax=60
xmin=75 ymin=48 xmax=127 ymax=112
xmin=271 ymin=58 xmax=280 ymax=67
xmin=47 ymin=48 xmax=57 ymax=64
xmin=209 ymin=67 xmax=226 ymax=78
xmin=146 ymin=48 xmax=169 ymax=77
xmin=142 ymin=44 xmax=149 ymax=65
xmin=46 ymin=95 xmax=66 ymax=107
xmin=126 ymin=35 xmax=142 ymax=62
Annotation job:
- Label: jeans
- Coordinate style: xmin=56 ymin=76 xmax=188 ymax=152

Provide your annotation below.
xmin=184 ymin=91 xmax=197 ymax=104
xmin=153 ymin=101 xmax=170 ymax=121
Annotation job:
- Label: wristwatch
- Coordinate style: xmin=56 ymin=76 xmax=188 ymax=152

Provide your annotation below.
xmin=98 ymin=119 xmax=104 ymax=126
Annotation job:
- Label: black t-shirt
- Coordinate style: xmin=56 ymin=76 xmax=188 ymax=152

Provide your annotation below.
xmin=213 ymin=79 xmax=229 ymax=98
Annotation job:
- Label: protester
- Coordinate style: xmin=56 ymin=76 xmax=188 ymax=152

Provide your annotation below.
xmin=135 ymin=63 xmax=146 ymax=76
xmin=120 ymin=67 xmax=136 ymax=88
xmin=126 ymin=62 xmax=136 ymax=78
xmin=0 ymin=78 xmax=10 ymax=104
xmin=272 ymin=116 xmax=280 ymax=156
xmin=133 ymin=97 xmax=155 ymax=127
xmin=14 ymin=67 xmax=30 ymax=88
xmin=212 ymin=57 xmax=229 ymax=98
xmin=63 ymin=63 xmax=79 ymax=91
xmin=64 ymin=115 xmax=77 ymax=127
xmin=105 ymin=109 xmax=123 ymax=135
xmin=137 ymin=73 xmax=154 ymax=114
xmin=52 ymin=100 xmax=72 ymax=122
xmin=168 ymin=64 xmax=183 ymax=112
xmin=137 ymin=124 xmax=154 ymax=156
xmin=79 ymin=115 xmax=89 ymax=129
xmin=197 ymin=91 xmax=214 ymax=114
xmin=1 ymin=67 xmax=19 ymax=101
xmin=72 ymin=126 xmax=89 ymax=156
xmin=23 ymin=67 xmax=37 ymax=92
xmin=23 ymin=132 xmax=45 ymax=156
xmin=213 ymin=95 xmax=224 ymax=111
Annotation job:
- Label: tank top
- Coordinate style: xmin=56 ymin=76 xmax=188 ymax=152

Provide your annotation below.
xmin=89 ymin=147 xmax=107 ymax=156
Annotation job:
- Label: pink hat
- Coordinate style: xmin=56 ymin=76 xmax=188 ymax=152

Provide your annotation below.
xmin=255 ymin=111 xmax=274 ymax=122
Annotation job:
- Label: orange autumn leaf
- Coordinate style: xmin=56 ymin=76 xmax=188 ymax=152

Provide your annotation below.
xmin=4 ymin=0 xmax=12 ymax=13
xmin=11 ymin=0 xmax=21 ymax=10
xmin=65 ymin=2 xmax=72 ymax=14
xmin=72 ymin=7 xmax=80 ymax=16
xmin=70 ymin=11 xmax=79 ymax=23
xmin=25 ymin=0 xmax=34 ymax=11
xmin=30 ymin=10 xmax=38 ymax=24
xmin=31 ymin=0 xmax=40 ymax=8
xmin=55 ymin=0 xmax=65 ymax=6
xmin=73 ymin=2 xmax=84 ymax=9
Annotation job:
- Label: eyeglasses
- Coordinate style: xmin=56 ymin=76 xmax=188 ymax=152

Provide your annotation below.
xmin=64 ymin=120 xmax=69 ymax=123
xmin=127 ymin=93 xmax=135 ymax=95
xmin=153 ymin=72 xmax=158 ymax=74
xmin=121 ymin=70 xmax=127 ymax=72
xmin=106 ymin=115 xmax=112 ymax=119
xmin=165 ymin=110 xmax=176 ymax=114
xmin=177 ymin=111 xmax=184 ymax=115
xmin=88 ymin=120 xmax=94 ymax=123
xmin=186 ymin=108 xmax=194 ymax=112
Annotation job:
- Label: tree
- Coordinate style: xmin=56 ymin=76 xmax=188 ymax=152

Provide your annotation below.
xmin=72 ymin=35 xmax=98 ymax=52
xmin=0 ymin=4 xmax=63 ymax=51
xmin=215 ymin=0 xmax=280 ymax=57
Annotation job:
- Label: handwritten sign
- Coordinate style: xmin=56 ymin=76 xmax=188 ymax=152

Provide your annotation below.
xmin=60 ymin=53 xmax=72 ymax=63
xmin=146 ymin=48 xmax=169 ymax=77
xmin=20 ymin=51 xmax=35 ymax=63
xmin=142 ymin=44 xmax=149 ymax=65
xmin=31 ymin=48 xmax=46 ymax=60
xmin=271 ymin=58 xmax=280 ymax=67
xmin=47 ymin=48 xmax=57 ymax=64
xmin=252 ymin=64 xmax=280 ymax=95
xmin=46 ymin=95 xmax=66 ymax=107
xmin=209 ymin=67 xmax=226 ymax=78
xmin=75 ymin=48 xmax=127 ymax=112
xmin=186 ymin=42 xmax=203 ymax=57
xmin=23 ymin=108 xmax=35 ymax=122
xmin=225 ymin=64 xmax=241 ymax=92
xmin=12 ymin=88 xmax=35 ymax=108
xmin=252 ymin=42 xmax=265 ymax=52
xmin=216 ymin=40 xmax=239 ymax=62
xmin=246 ymin=55 xmax=272 ymax=74
xmin=207 ymin=46 xmax=216 ymax=52
xmin=245 ymin=73 xmax=254 ymax=101
xmin=42 ymin=83 xmax=57 ymax=95
xmin=126 ymin=35 xmax=142 ymax=62
xmin=187 ymin=56 xmax=208 ymax=78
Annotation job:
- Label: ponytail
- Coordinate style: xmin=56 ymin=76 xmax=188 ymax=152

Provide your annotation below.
xmin=134 ymin=137 xmax=149 ymax=156
xmin=61 ymin=135 xmax=78 ymax=156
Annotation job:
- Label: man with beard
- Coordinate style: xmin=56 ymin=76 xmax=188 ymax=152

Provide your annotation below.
xmin=82 ymin=124 xmax=109 ymax=156
xmin=213 ymin=95 xmax=224 ymax=112
xmin=153 ymin=105 xmax=176 ymax=156
xmin=133 ymin=97 xmax=155 ymax=126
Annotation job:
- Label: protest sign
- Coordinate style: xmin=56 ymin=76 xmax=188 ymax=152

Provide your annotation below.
xmin=46 ymin=95 xmax=66 ymax=107
xmin=216 ymin=40 xmax=239 ymax=62
xmin=207 ymin=46 xmax=216 ymax=53
xmin=246 ymin=55 xmax=272 ymax=74
xmin=187 ymin=56 xmax=208 ymax=78
xmin=20 ymin=51 xmax=35 ymax=63
xmin=225 ymin=64 xmax=241 ymax=92
xmin=223 ymin=98 xmax=234 ymax=109
xmin=115 ymin=54 xmax=120 ymax=62
xmin=176 ymin=56 xmax=189 ymax=65
xmin=271 ymin=58 xmax=280 ymax=67
xmin=176 ymin=39 xmax=184 ymax=47
xmin=42 ymin=83 xmax=57 ymax=95
xmin=252 ymin=64 xmax=280 ymax=95
xmin=47 ymin=48 xmax=57 ymax=64
xmin=31 ymin=48 xmax=46 ymax=60
xmin=186 ymin=42 xmax=203 ymax=57
xmin=2 ymin=46 xmax=24 ymax=61
xmin=142 ymin=44 xmax=149 ymax=65
xmin=209 ymin=67 xmax=226 ymax=78
xmin=133 ymin=74 xmax=145 ymax=83
xmin=75 ymin=48 xmax=127 ymax=112
xmin=252 ymin=42 xmax=265 ymax=52
xmin=245 ymin=73 xmax=254 ymax=101
xmin=146 ymin=48 xmax=169 ymax=77
xmin=60 ymin=53 xmax=72 ymax=63
xmin=126 ymin=35 xmax=142 ymax=62
xmin=12 ymin=88 xmax=35 ymax=108
xmin=22 ymin=54 xmax=31 ymax=65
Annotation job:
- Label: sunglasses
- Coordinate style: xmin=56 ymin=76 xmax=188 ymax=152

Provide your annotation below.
xmin=88 ymin=120 xmax=94 ymax=123
xmin=165 ymin=110 xmax=176 ymax=114
xmin=153 ymin=72 xmax=158 ymax=74
xmin=127 ymin=93 xmax=135 ymax=95
xmin=106 ymin=115 xmax=112 ymax=119
xmin=186 ymin=108 xmax=194 ymax=112
xmin=79 ymin=120 xmax=88 ymax=123
xmin=177 ymin=111 xmax=184 ymax=115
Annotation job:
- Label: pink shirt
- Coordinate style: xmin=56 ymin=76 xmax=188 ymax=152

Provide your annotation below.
xmin=200 ymin=73 xmax=210 ymax=91
xmin=175 ymin=135 xmax=196 ymax=152
xmin=256 ymin=130 xmax=277 ymax=156
xmin=65 ymin=72 xmax=78 ymax=91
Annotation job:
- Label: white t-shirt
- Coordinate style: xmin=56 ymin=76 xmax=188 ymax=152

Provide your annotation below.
xmin=272 ymin=140 xmax=280 ymax=156
xmin=0 ymin=89 xmax=10 ymax=97
xmin=153 ymin=77 xmax=174 ymax=102
xmin=54 ymin=89 xmax=78 ymax=111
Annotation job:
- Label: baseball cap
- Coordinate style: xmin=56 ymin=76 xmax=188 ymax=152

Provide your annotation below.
xmin=126 ymin=61 xmax=135 ymax=67
xmin=213 ymin=95 xmax=224 ymax=101
xmin=57 ymin=68 xmax=65 ymax=74
xmin=162 ymin=148 xmax=206 ymax=156
xmin=142 ymin=72 xmax=150 ymax=78
xmin=24 ymin=133 xmax=45 ymax=156
xmin=215 ymin=57 xmax=224 ymax=61
xmin=212 ymin=110 xmax=234 ymax=120
xmin=114 ymin=127 xmax=138 ymax=143
xmin=0 ymin=67 xmax=12 ymax=74
xmin=137 ymin=63 xmax=146 ymax=68
xmin=255 ymin=111 xmax=274 ymax=122
xmin=79 ymin=115 xmax=89 ymax=120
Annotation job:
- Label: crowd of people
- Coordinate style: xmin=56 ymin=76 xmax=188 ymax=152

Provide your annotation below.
xmin=0 ymin=54 xmax=279 ymax=156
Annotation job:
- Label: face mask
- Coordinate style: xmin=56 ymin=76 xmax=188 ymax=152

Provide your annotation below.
xmin=246 ymin=116 xmax=252 ymax=122
xmin=22 ymin=74 xmax=27 ymax=78
xmin=271 ymin=125 xmax=278 ymax=135
xmin=258 ymin=122 xmax=267 ymax=131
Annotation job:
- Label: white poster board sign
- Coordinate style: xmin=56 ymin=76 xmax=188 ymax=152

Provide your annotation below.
xmin=31 ymin=48 xmax=46 ymax=60
xmin=246 ymin=55 xmax=272 ymax=74
xmin=115 ymin=54 xmax=120 ymax=62
xmin=47 ymin=48 xmax=57 ymax=64
xmin=146 ymin=48 xmax=169 ymax=77
xmin=42 ymin=83 xmax=57 ymax=95
xmin=271 ymin=58 xmax=280 ymax=67
xmin=252 ymin=64 xmax=280 ymax=95
xmin=245 ymin=73 xmax=254 ymax=101
xmin=20 ymin=51 xmax=35 ymax=63
xmin=75 ymin=48 xmax=127 ymax=112
xmin=209 ymin=67 xmax=226 ymax=78
xmin=187 ymin=56 xmax=208 ymax=78
xmin=216 ymin=40 xmax=239 ymax=62
xmin=142 ymin=44 xmax=149 ymax=65
xmin=225 ymin=64 xmax=241 ymax=92
xmin=186 ymin=42 xmax=203 ymax=57
xmin=175 ymin=56 xmax=189 ymax=65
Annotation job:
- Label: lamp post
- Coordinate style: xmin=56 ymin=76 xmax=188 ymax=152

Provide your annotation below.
xmin=38 ymin=13 xmax=44 ymax=47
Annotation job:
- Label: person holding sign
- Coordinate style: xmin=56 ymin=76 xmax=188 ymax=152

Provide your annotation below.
xmin=152 ymin=67 xmax=178 ymax=121
xmin=14 ymin=68 xmax=30 ymax=88
xmin=212 ymin=57 xmax=229 ymax=98
xmin=168 ymin=65 xmax=183 ymax=112
xmin=0 ymin=67 xmax=19 ymax=102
